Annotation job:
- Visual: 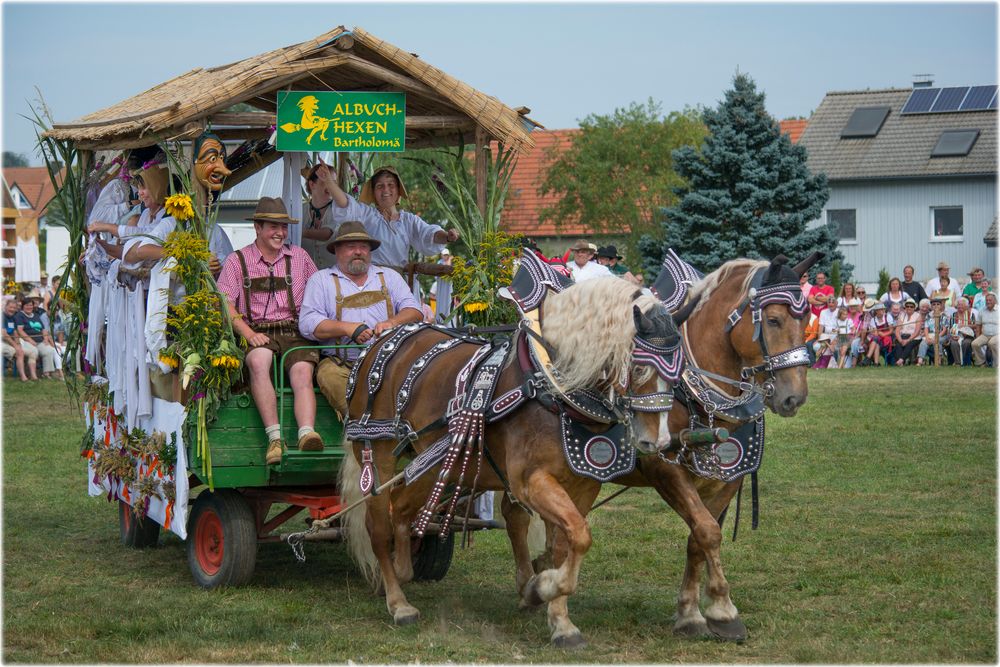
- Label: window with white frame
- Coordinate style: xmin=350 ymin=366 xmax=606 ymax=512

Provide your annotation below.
xmin=931 ymin=206 xmax=963 ymax=239
xmin=827 ymin=209 xmax=857 ymax=242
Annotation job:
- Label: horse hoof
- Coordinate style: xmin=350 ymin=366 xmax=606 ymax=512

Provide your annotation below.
xmin=393 ymin=609 xmax=420 ymax=626
xmin=552 ymin=632 xmax=587 ymax=649
xmin=706 ymin=616 xmax=747 ymax=642
xmin=673 ymin=620 xmax=710 ymax=638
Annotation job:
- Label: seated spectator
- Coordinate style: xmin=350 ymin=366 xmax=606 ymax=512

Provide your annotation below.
xmin=930 ymin=275 xmax=957 ymax=310
xmin=963 ymin=267 xmax=985 ymax=304
xmin=917 ymin=297 xmax=952 ymax=366
xmin=799 ymin=273 xmax=812 ymax=305
xmin=880 ymin=277 xmax=907 ymax=309
xmin=846 ymin=298 xmax=864 ymax=366
xmin=950 ymin=297 xmax=978 ymax=366
xmin=972 ymin=292 xmax=998 ymax=367
xmin=893 ymin=297 xmax=922 ymax=365
xmin=836 ymin=282 xmax=857 ymax=308
xmin=901 ymin=264 xmax=928 ymax=304
xmin=216 ymin=197 xmax=323 ymax=465
xmin=861 ymin=300 xmax=892 ymax=366
xmin=813 ymin=295 xmax=840 ymax=368
xmin=834 ymin=305 xmax=855 ymax=368
xmin=2 ymin=298 xmax=32 ymax=382
xmin=804 ymin=310 xmax=820 ymax=365
xmin=14 ymin=296 xmax=60 ymax=380
xmin=596 ymin=246 xmax=642 ymax=285
xmin=299 ymin=221 xmax=423 ymax=418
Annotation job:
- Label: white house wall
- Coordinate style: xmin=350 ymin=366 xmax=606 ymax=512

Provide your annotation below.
xmin=822 ymin=177 xmax=997 ymax=285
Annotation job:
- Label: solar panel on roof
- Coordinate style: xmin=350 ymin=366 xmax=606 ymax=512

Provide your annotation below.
xmin=930 ymin=87 xmax=970 ymax=112
xmin=990 ymin=92 xmax=998 ymax=110
xmin=959 ymin=85 xmax=997 ymax=111
xmin=840 ymin=106 xmax=891 ymax=138
xmin=930 ymin=129 xmax=980 ymax=157
xmin=901 ymin=88 xmax=940 ymax=114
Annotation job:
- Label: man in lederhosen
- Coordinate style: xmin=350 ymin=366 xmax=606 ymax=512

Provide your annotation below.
xmin=217 ymin=197 xmax=324 ymax=465
xmin=298 ymin=221 xmax=423 ymax=418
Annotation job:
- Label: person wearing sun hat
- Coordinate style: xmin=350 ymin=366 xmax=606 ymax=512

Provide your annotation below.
xmin=216 ymin=197 xmax=324 ymax=465
xmin=299 ymin=221 xmax=423 ymax=419
xmin=567 ymin=239 xmax=613 ymax=282
xmin=893 ymin=296 xmax=922 ymax=365
xmin=314 ymin=163 xmax=459 ymax=269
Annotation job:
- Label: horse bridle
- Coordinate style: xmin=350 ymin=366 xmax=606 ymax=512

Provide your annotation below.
xmin=721 ymin=267 xmax=811 ymax=397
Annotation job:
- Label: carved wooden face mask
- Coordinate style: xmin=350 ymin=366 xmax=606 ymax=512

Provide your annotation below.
xmin=193 ymin=134 xmax=231 ymax=191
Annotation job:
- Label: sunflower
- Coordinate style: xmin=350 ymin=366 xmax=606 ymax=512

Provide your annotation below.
xmin=164 ymin=193 xmax=195 ymax=222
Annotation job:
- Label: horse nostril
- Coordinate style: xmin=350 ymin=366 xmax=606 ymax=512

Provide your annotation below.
xmin=783 ymin=396 xmax=801 ymax=412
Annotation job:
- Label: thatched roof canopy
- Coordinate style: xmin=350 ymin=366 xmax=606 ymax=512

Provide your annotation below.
xmin=45 ymin=26 xmax=537 ymax=153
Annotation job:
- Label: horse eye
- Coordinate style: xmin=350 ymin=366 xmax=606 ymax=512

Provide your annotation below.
xmin=767 ymin=317 xmax=780 ymax=327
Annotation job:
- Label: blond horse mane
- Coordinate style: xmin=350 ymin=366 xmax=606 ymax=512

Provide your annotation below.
xmin=686 ymin=259 xmax=769 ymax=317
xmin=542 ymin=277 xmax=660 ymax=394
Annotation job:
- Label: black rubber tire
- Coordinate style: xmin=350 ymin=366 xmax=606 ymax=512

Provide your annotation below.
xmin=186 ymin=490 xmax=258 ymax=589
xmin=119 ymin=499 xmax=161 ymax=548
xmin=411 ymin=531 xmax=455 ymax=581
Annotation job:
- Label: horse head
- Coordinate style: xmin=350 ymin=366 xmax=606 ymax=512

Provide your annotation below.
xmin=730 ymin=253 xmax=820 ymax=416
xmin=542 ymin=279 xmax=680 ymax=454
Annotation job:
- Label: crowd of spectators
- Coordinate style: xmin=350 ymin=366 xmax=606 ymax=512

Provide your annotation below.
xmin=804 ymin=262 xmax=997 ymax=369
xmin=2 ymin=272 xmax=67 ymax=381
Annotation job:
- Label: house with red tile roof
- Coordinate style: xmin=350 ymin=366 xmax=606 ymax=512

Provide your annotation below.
xmin=779 ymin=118 xmax=808 ymax=143
xmin=2 ymin=166 xmax=65 ymax=279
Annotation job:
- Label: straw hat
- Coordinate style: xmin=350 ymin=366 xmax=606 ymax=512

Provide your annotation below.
xmin=968 ymin=266 xmax=984 ymax=275
xmin=936 ymin=261 xmax=950 ymax=270
xmin=862 ymin=297 xmax=877 ymax=311
xmin=246 ymin=197 xmax=299 ymax=225
xmin=870 ymin=301 xmax=886 ymax=311
xmin=359 ymin=166 xmax=408 ymax=205
xmin=904 ymin=297 xmax=917 ymax=306
xmin=569 ymin=239 xmax=592 ymax=252
xmin=326 ymin=221 xmax=381 ymax=253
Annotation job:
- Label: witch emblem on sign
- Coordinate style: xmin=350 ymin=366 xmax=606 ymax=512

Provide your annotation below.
xmin=279 ymin=95 xmax=334 ymax=145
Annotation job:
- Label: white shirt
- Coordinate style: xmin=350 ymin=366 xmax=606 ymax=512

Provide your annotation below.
xmin=924 ymin=277 xmax=961 ymax=306
xmin=980 ymin=306 xmax=998 ymax=337
xmin=569 ymin=261 xmax=614 ymax=283
xmin=818 ymin=308 xmax=840 ymax=338
xmin=331 ymin=193 xmax=445 ymax=268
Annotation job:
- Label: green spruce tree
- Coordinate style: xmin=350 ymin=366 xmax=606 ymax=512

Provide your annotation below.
xmin=639 ymin=73 xmax=849 ymax=280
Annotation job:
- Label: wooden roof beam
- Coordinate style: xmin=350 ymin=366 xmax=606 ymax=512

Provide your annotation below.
xmin=339 ymin=54 xmax=453 ymax=107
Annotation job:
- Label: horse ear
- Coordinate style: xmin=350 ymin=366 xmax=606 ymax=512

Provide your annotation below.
xmin=791 ymin=251 xmax=825 ymax=277
xmin=633 ymin=304 xmax=652 ymax=334
xmin=672 ymin=292 xmax=701 ymax=327
xmin=766 ymin=254 xmax=790 ymax=283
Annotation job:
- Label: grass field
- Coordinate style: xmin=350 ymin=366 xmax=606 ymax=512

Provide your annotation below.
xmin=3 ymin=367 xmax=996 ymax=663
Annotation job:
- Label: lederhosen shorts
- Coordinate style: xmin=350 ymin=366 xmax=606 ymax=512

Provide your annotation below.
xmin=235 ymin=250 xmax=319 ymax=371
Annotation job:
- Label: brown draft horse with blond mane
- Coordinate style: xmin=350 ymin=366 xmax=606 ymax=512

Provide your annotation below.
xmin=506 ymin=251 xmax=821 ymax=642
xmin=338 ymin=276 xmax=684 ymax=646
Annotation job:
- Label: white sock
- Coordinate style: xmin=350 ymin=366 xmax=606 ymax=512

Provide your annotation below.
xmin=298 ymin=426 xmax=315 ymax=440
xmin=265 ymin=424 xmax=281 ymax=442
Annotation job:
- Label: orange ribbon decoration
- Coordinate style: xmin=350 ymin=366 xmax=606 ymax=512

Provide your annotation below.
xmin=104 ymin=425 xmax=111 ymax=446
xmin=121 ymin=483 xmax=130 ymax=503
xmin=163 ymin=501 xmax=173 ymax=530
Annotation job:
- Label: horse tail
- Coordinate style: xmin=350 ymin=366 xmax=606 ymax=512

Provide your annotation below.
xmin=337 ymin=439 xmax=381 ymax=588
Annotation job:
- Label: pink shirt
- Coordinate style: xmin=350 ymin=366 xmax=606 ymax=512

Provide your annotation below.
xmin=217 ymin=242 xmax=317 ymax=324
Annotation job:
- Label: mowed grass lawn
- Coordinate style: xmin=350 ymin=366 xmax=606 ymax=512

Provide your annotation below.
xmin=3 ymin=367 xmax=996 ymax=663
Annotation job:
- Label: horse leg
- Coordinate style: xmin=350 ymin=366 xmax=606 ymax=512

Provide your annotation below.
xmin=517 ymin=474 xmax=600 ymax=647
xmin=647 ymin=465 xmax=745 ymax=640
xmin=362 ymin=442 xmax=420 ymax=625
xmin=501 ymin=494 xmax=540 ymax=608
xmin=388 ymin=471 xmax=437 ymax=585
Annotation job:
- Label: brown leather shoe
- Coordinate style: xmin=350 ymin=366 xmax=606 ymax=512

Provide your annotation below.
xmin=266 ymin=439 xmax=284 ymax=465
xmin=297 ymin=431 xmax=324 ymax=452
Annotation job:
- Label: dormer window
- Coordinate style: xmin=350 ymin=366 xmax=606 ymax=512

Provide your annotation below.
xmin=930 ymin=129 xmax=980 ymax=157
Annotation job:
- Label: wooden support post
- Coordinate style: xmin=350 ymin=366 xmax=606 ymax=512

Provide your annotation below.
xmin=934 ymin=314 xmax=942 ymax=366
xmin=337 ymin=152 xmax=348 ymax=191
xmin=475 ymin=125 xmax=488 ymax=220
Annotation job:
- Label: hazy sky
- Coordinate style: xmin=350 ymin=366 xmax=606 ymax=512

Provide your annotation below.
xmin=2 ymin=1 xmax=997 ymax=163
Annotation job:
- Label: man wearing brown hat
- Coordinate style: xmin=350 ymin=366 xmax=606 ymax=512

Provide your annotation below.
xmin=567 ymin=239 xmax=613 ymax=283
xmin=216 ymin=197 xmax=323 ymax=465
xmin=299 ymin=221 xmax=423 ymax=418
xmin=925 ymin=261 xmax=960 ymax=306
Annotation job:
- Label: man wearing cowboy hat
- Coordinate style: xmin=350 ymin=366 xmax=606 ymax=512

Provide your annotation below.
xmin=299 ymin=221 xmax=423 ymax=418
xmin=313 ymin=162 xmax=458 ymax=269
xmin=567 ymin=239 xmax=613 ymax=283
xmin=924 ymin=261 xmax=960 ymax=306
xmin=596 ymin=245 xmax=642 ymax=285
xmin=216 ymin=197 xmax=324 ymax=465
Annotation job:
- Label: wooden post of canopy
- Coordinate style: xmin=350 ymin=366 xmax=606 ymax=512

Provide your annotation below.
xmin=78 ymin=150 xmax=93 ymax=253
xmin=475 ymin=125 xmax=488 ymax=220
xmin=337 ymin=152 xmax=348 ymax=191
xmin=934 ymin=314 xmax=942 ymax=366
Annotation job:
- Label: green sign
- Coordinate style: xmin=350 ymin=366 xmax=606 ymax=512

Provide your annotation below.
xmin=276 ymin=91 xmax=406 ymax=152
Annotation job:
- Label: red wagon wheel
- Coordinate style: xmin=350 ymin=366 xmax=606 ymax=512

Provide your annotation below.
xmin=186 ymin=490 xmax=257 ymax=589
